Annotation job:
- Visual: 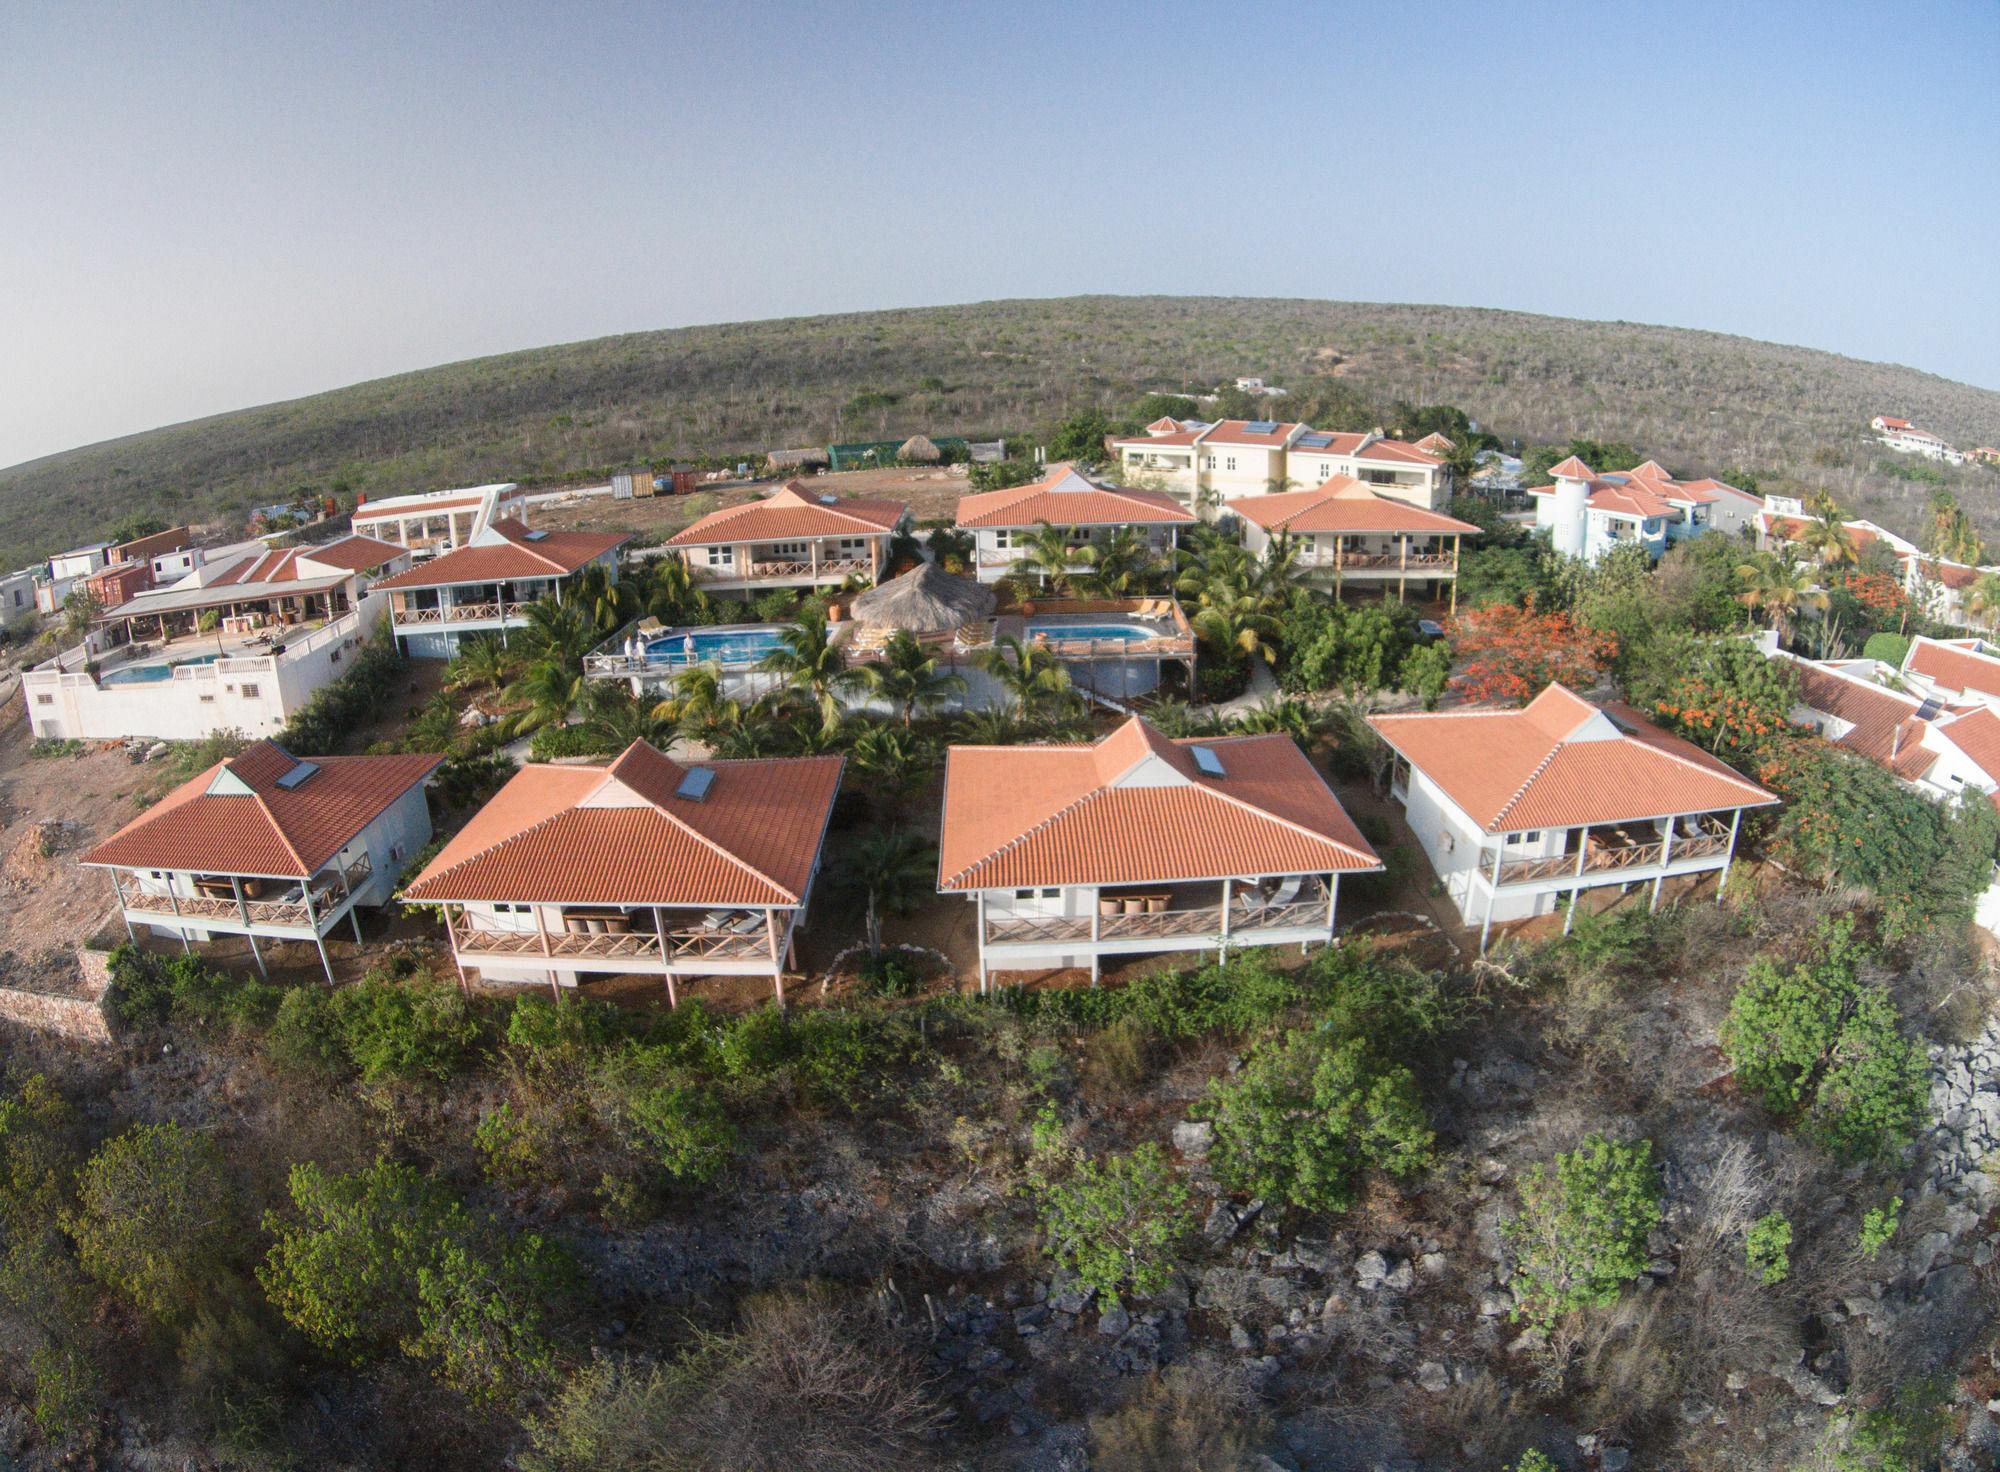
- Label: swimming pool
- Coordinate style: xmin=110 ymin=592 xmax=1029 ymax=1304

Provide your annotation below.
xmin=1025 ymin=621 xmax=1154 ymax=643
xmin=644 ymin=625 xmax=790 ymax=668
xmin=101 ymin=653 xmax=224 ymax=686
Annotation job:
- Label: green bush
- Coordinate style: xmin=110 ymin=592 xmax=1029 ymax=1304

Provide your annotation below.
xmin=1719 ymin=917 xmax=1928 ymax=1161
xmin=1861 ymin=631 xmax=1911 ymax=667
xmin=1031 ymin=1132 xmax=1191 ymax=1308
xmin=332 ymin=967 xmax=482 ymax=1084
xmin=528 ymin=723 xmax=623 ymax=761
xmin=260 ymin=1159 xmax=571 ymax=1406
xmin=278 ymin=617 xmax=404 ymax=755
xmin=103 ymin=945 xmax=281 ymax=1034
xmin=620 ymin=1084 xmax=736 ymax=1184
xmin=1746 ymin=1210 xmax=1792 ymax=1285
xmin=1859 ymin=1199 xmax=1900 ymax=1256
xmin=68 ymin=1123 xmax=236 ymax=1323
xmin=1201 ymin=1027 xmax=1433 ymax=1215
xmin=265 ymin=986 xmax=350 ymax=1081
xmin=1503 ymin=1133 xmax=1662 ymax=1328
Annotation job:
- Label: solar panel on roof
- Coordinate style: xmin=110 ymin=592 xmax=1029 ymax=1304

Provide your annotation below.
xmin=1190 ymin=745 xmax=1226 ymax=778
xmin=1243 ymin=421 xmax=1279 ymax=435
xmin=1916 ymin=698 xmax=1944 ymax=721
xmin=1296 ymin=432 xmax=1333 ymax=449
xmin=675 ymin=767 xmax=716 ymax=802
xmin=274 ymin=761 xmax=321 ymax=790
xmin=523 ymin=529 xmax=549 ymax=541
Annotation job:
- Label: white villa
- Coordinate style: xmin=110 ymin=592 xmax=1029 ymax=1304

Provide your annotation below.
xmin=953 ymin=466 xmax=1195 ymax=585
xmin=401 ymin=742 xmax=843 ymax=1002
xmin=1530 ymin=458 xmax=1753 ymax=564
xmin=349 ymin=483 xmax=529 ymax=559
xmin=937 ymin=717 xmax=1381 ymax=988
xmin=82 ymin=742 xmax=441 ymax=983
xmin=1111 ymin=420 xmax=1451 ymax=512
xmin=24 ymin=535 xmax=411 ymax=743
xmin=1369 ymin=685 xmax=1779 ymax=949
xmin=372 ymin=519 xmax=628 ymax=658
xmin=1900 ymin=636 xmax=2000 ymax=711
xmin=1873 ymin=417 xmax=1965 ymax=466
xmin=663 ymin=483 xmax=908 ymax=595
xmin=1228 ymin=477 xmax=1481 ymax=609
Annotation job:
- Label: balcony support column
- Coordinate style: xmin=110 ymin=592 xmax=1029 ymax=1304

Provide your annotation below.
xmin=534 ymin=904 xmax=561 ymax=1002
xmin=1399 ymin=535 xmax=1409 ymax=604
xmin=109 ymin=871 xmax=137 ymax=945
xmin=1450 ymin=535 xmax=1461 ymax=616
xmin=976 ymin=893 xmax=989 ymax=996
xmin=303 ymin=881 xmax=335 ymax=986
xmin=231 ymin=876 xmax=268 ymax=980
xmin=165 ymin=878 xmax=193 ymax=954
xmin=1652 ymin=819 xmax=1676 ymax=913
xmin=1090 ymin=896 xmax=1101 ymax=987
xmin=1718 ymin=808 xmax=1743 ymax=906
xmin=1479 ymin=845 xmax=1503 ymax=954
xmin=652 ymin=907 xmax=677 ymax=1008
xmin=767 ymin=909 xmax=785 ymax=1007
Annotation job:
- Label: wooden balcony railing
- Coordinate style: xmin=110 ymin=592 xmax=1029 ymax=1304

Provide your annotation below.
xmin=1295 ymin=551 xmax=1458 ymax=571
xmin=985 ymin=893 xmax=1328 ymax=947
xmin=695 ymin=558 xmax=872 ymax=582
xmin=1496 ymin=825 xmax=1731 ymax=887
xmin=123 ymin=855 xmax=371 ymax=929
xmin=448 ymin=914 xmax=777 ymax=962
xmin=1030 ymin=633 xmax=1195 ymax=658
xmin=392 ymin=601 xmax=534 ymax=627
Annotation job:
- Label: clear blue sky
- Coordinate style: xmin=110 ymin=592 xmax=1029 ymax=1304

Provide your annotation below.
xmin=2 ymin=0 xmax=1995 ymax=469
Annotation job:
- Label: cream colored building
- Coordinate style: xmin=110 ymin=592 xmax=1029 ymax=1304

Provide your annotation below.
xmin=1113 ymin=420 xmax=1450 ymax=513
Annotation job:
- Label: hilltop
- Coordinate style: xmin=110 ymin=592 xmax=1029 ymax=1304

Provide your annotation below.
xmin=3 ymin=295 xmax=1999 ymax=566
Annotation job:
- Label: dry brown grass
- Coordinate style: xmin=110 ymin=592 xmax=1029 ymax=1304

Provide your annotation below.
xmin=1089 ymin=1357 xmax=1276 ymax=1472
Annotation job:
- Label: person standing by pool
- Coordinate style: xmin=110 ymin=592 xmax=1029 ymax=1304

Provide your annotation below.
xmin=682 ymin=631 xmax=696 ymax=663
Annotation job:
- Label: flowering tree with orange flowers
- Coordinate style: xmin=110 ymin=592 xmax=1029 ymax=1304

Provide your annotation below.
xmin=1829 ymin=567 xmax=1915 ymax=636
xmin=1649 ymin=640 xmax=1801 ymax=764
xmin=1447 ymin=603 xmax=1620 ymax=707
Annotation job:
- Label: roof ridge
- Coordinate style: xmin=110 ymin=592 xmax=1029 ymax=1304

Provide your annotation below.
xmin=626 ymin=769 xmax=802 ymax=904
xmin=1177 ymin=773 xmax=1378 ymax=868
xmin=1486 ymin=743 xmax=1568 ymax=832
xmin=940 ymin=778 xmax=1112 ymax=889
xmin=248 ymin=789 xmax=314 ymax=876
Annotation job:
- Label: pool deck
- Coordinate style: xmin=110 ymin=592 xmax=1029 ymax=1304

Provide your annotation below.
xmin=94 ymin=626 xmax=311 ymax=681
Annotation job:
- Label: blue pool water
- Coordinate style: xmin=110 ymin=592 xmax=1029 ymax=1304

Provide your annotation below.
xmin=1026 ymin=621 xmax=1152 ymax=642
xmin=101 ymin=653 xmax=223 ymax=685
xmin=644 ymin=626 xmax=788 ymax=667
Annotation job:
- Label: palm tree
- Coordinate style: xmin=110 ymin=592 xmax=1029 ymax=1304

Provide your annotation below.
xmin=515 ymin=597 xmax=598 ymax=669
xmin=1188 ymin=586 xmax=1281 ymax=667
xmin=1928 ymin=489 xmax=1985 ymax=567
xmin=642 ymin=557 xmax=709 ymax=626
xmin=1962 ymin=572 xmax=2000 ymax=631
xmin=1258 ymin=531 xmax=1309 ymax=599
xmin=577 ymin=683 xmax=677 ymax=749
xmin=1797 ymin=510 xmax=1857 ymax=566
xmin=973 ymin=633 xmax=1073 ymax=721
xmin=1175 ymin=527 xmax=1267 ymax=611
xmin=854 ymin=631 xmax=966 ymax=725
xmin=756 ymin=610 xmax=862 ymax=736
xmin=564 ymin=563 xmax=637 ymax=634
xmin=446 ymin=634 xmax=512 ymax=693
xmin=1014 ymin=522 xmax=1087 ymax=595
xmin=839 ymin=827 xmax=938 ymax=959
xmin=848 ymin=722 xmax=929 ymax=816
xmin=1073 ymin=526 xmax=1156 ymax=598
xmin=1736 ymin=553 xmax=1828 ymax=645
xmin=515 ymin=658 xmax=585 ymax=731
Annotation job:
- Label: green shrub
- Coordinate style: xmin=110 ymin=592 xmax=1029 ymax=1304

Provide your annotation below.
xmin=1861 ymin=632 xmax=1910 ymax=667
xmin=1746 ymin=1210 xmax=1792 ymax=1285
xmin=103 ymin=946 xmax=280 ymax=1034
xmin=278 ymin=617 xmax=404 ymax=755
xmin=1719 ymin=917 xmax=1928 ymax=1161
xmin=528 ymin=723 xmax=623 ymax=761
xmin=1031 ymin=1134 xmax=1191 ymax=1308
xmin=27 ymin=1343 xmax=99 ymax=1441
xmin=265 ymin=986 xmax=350 ymax=1081
xmin=332 ymin=967 xmax=481 ymax=1084
xmin=1859 ymin=1199 xmax=1900 ymax=1257
xmin=0 ymin=1075 xmax=79 ymax=1240
xmin=68 ymin=1123 xmax=236 ymax=1323
xmin=1834 ymin=1377 xmax=1951 ymax=1472
xmin=260 ymin=1159 xmax=571 ymax=1406
xmin=1503 ymin=1133 xmax=1662 ymax=1328
xmin=1201 ymin=1028 xmax=1433 ymax=1215
xmin=620 ymin=1084 xmax=736 ymax=1184
xmin=506 ymin=993 xmax=620 ymax=1062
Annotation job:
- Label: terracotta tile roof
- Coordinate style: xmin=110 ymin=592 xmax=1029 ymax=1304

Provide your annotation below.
xmin=1936 ymin=707 xmax=2000 ymax=791
xmin=1413 ymin=432 xmax=1457 ymax=453
xmin=1547 ymin=455 xmax=1596 ymax=481
xmin=1144 ymin=417 xmax=1188 ymax=433
xmin=1877 ymin=417 xmax=1912 ymax=430
xmin=1759 ymin=516 xmax=1884 ymax=554
xmin=1368 ymin=684 xmax=1778 ymax=833
xmin=1784 ymin=658 xmax=1943 ymax=777
xmin=81 ymin=742 xmax=442 ymax=878
xmin=1115 ymin=429 xmax=1204 ymax=448
xmin=1288 ymin=431 xmax=1442 ymax=466
xmin=297 ymin=536 xmax=407 ymax=572
xmin=1588 ymin=480 xmax=1678 ymax=519
xmin=208 ymin=547 xmax=304 ymax=586
xmin=1907 ymin=557 xmax=1983 ymax=591
xmin=1198 ymin=420 xmax=1301 ymax=448
xmin=1904 ymin=636 xmax=2000 ymax=699
xmin=402 ymin=743 xmax=843 ymax=907
xmin=665 ymin=483 xmax=907 ymax=547
xmin=372 ymin=520 xmax=628 ymax=591
xmin=1229 ymin=477 xmax=1482 ymax=536
xmin=937 ymin=717 xmax=1378 ymax=891
xmin=954 ymin=467 xmax=1195 ymax=530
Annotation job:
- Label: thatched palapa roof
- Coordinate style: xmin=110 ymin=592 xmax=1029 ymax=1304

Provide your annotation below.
xmin=848 ymin=560 xmax=995 ymax=634
xmin=898 ymin=434 xmax=941 ymax=463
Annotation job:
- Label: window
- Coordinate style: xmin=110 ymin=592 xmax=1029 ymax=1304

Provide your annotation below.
xmin=239 ymin=683 xmax=259 ymax=699
xmin=1506 ymin=830 xmax=1542 ymax=847
xmin=992 ymin=530 xmax=1013 ymax=549
xmin=1225 ymin=457 xmax=1237 ymax=472
xmin=837 ymin=537 xmax=868 ymax=553
xmin=34 ymin=694 xmax=51 ymax=706
xmin=706 ymin=546 xmax=733 ymax=566
xmin=1014 ymin=889 xmax=1033 ymax=901
xmin=768 ymin=542 xmax=806 ymax=557
xmin=199 ymin=694 xmax=214 ymax=703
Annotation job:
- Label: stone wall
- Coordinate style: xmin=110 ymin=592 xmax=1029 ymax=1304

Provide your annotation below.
xmin=0 ymin=949 xmax=115 ymax=1045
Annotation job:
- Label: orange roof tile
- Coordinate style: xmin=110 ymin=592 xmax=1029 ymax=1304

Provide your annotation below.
xmin=1115 ymin=428 xmax=1204 ymax=448
xmin=1784 ymin=659 xmax=1943 ymax=777
xmin=372 ymin=520 xmax=628 ymax=590
xmin=1546 ymin=455 xmax=1596 ymax=481
xmin=1368 ymin=684 xmax=1777 ymax=833
xmin=1198 ymin=420 xmax=1301 ymax=448
xmin=1588 ymin=480 xmax=1678 ymax=519
xmin=402 ymin=744 xmax=843 ymax=907
xmin=1413 ymin=432 xmax=1457 ymax=453
xmin=665 ymin=483 xmax=906 ymax=547
xmin=1229 ymin=477 xmax=1481 ymax=536
xmin=1905 ymin=636 xmax=2000 ymax=700
xmin=82 ymin=742 xmax=442 ymax=878
xmin=297 ymin=536 xmax=407 ymax=572
xmin=937 ymin=717 xmax=1378 ymax=891
xmin=1287 ymin=431 xmax=1442 ymax=466
xmin=1907 ymin=557 xmax=1982 ymax=591
xmin=953 ymin=467 xmax=1195 ymax=530
xmin=1936 ymin=707 xmax=2000 ymax=789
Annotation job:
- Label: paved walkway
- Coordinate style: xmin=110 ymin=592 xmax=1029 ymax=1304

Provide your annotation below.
xmin=1200 ymin=658 xmax=1279 ymax=718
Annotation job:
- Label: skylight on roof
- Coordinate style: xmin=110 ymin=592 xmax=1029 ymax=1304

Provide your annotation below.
xmin=675 ymin=767 xmax=716 ymax=802
xmin=818 ymin=494 xmax=840 ymax=505
xmin=1916 ymin=698 xmax=1944 ymax=721
xmin=1243 ymin=420 xmax=1279 ymax=435
xmin=523 ymin=529 xmax=549 ymax=542
xmin=1190 ymin=746 xmax=1226 ymax=778
xmin=1296 ymin=432 xmax=1333 ymax=449
xmin=274 ymin=761 xmax=321 ymax=790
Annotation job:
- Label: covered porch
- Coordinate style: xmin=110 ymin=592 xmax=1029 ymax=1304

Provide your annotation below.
xmin=103 ymin=854 xmax=375 ymax=984
xmin=389 ymin=577 xmax=557 ymax=635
